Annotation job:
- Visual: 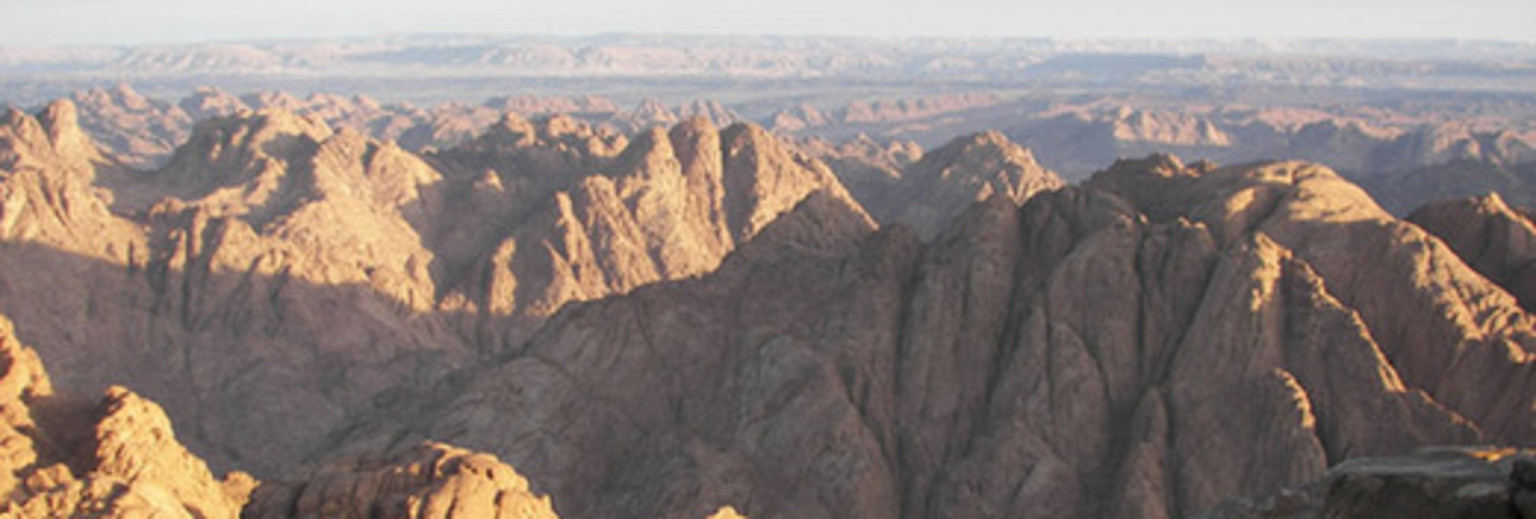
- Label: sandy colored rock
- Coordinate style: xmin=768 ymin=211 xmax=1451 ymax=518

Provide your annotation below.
xmin=0 ymin=314 xmax=253 ymax=517
xmin=248 ymin=441 xmax=556 ymax=519
xmin=0 ymin=102 xmax=872 ymax=478
xmin=330 ymin=156 xmax=1510 ymax=518
xmin=706 ymin=506 xmax=748 ymax=519
xmin=5 ymin=87 xmax=1536 ymax=518
xmin=826 ymin=130 xmax=1064 ymax=238
xmin=1408 ymin=192 xmax=1536 ymax=311
xmin=1094 ymin=158 xmax=1536 ymax=444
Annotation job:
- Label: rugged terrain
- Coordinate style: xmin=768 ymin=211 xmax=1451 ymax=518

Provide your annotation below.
xmin=326 ymin=154 xmax=1536 ymax=518
xmin=0 ymin=309 xmax=560 ymax=518
xmin=0 ymin=98 xmax=1053 ymax=477
xmin=2 ymin=87 xmax=1536 ymax=518
xmin=24 ymin=82 xmax=1536 ymax=220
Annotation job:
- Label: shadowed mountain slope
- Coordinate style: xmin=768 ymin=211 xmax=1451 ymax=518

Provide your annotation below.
xmin=322 ymin=154 xmax=1532 ymax=518
xmin=0 ymin=101 xmax=871 ymax=476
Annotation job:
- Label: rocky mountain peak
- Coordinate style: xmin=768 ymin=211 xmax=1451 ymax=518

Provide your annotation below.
xmin=768 ymin=103 xmax=830 ymax=132
xmin=877 ymin=130 xmax=1063 ymax=237
xmin=146 ymin=108 xmax=335 ymax=215
xmin=179 ymin=86 xmax=250 ymax=121
xmin=172 ymin=108 xmax=333 ymax=164
xmin=718 ymin=122 xmax=865 ymax=240
xmin=611 ymin=125 xmax=679 ymax=177
xmin=0 ymin=99 xmax=109 ymax=172
xmin=1409 ymin=192 xmax=1536 ymax=311
xmin=631 ymin=97 xmax=680 ymax=126
xmin=73 ymin=84 xmax=151 ymax=113
xmin=37 ymin=99 xmax=90 ymax=152
xmin=676 ymin=99 xmax=742 ymax=128
xmin=917 ymin=129 xmax=1046 ymax=183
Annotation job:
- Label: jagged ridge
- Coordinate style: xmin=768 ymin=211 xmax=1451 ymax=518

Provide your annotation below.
xmin=321 ymin=154 xmax=1536 ymax=518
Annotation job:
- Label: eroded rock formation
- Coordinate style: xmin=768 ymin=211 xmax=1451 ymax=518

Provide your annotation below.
xmin=3 ymin=89 xmax=1534 ymax=518
xmin=247 ymin=442 xmax=557 ymax=519
xmin=327 ymin=154 xmax=1529 ymax=518
xmin=0 ymin=314 xmax=255 ymax=517
xmin=1409 ymin=192 xmax=1536 ymax=311
xmin=0 ymin=100 xmax=872 ymax=477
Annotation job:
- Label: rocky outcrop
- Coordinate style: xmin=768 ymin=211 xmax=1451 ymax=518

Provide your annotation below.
xmin=0 ymin=307 xmax=562 ymax=518
xmin=801 ymin=134 xmax=917 ymax=224
xmin=247 ymin=442 xmax=557 ymax=519
xmin=676 ymin=100 xmax=744 ymax=129
xmin=0 ymin=99 xmax=143 ymax=257
xmin=0 ymin=314 xmax=255 ymax=517
xmin=1 ymin=106 xmax=468 ymax=476
xmin=59 ymin=85 xmax=596 ymax=167
xmin=1011 ymin=106 xmax=1234 ymax=179
xmin=1204 ymin=446 xmax=1536 ymax=519
xmin=1357 ymin=159 xmax=1536 ymax=216
xmin=1318 ymin=447 xmax=1536 ymax=519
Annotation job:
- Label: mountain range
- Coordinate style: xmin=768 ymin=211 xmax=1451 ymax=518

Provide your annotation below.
xmin=2 ymin=85 xmax=1536 ymax=517
xmin=34 ymin=83 xmax=1536 ymax=221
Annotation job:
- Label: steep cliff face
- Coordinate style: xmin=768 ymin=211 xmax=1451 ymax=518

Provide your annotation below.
xmin=330 ymin=155 xmax=1521 ymax=518
xmin=453 ymin=119 xmax=866 ymax=322
xmin=1091 ymin=157 xmax=1536 ymax=447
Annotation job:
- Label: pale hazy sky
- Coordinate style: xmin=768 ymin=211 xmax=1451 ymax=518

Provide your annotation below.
xmin=1 ymin=0 xmax=1531 ymax=46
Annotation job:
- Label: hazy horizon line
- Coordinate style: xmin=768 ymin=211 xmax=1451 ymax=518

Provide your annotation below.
xmin=4 ymin=31 xmax=1535 ymax=50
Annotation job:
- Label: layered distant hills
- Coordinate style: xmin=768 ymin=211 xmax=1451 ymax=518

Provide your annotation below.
xmin=5 ymin=35 xmax=1535 ymax=105
xmin=3 ymin=82 xmax=1536 ymax=517
xmin=29 ymin=82 xmax=1536 ymax=219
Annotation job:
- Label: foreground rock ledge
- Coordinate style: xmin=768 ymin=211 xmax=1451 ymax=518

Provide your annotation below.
xmin=1209 ymin=446 xmax=1536 ymax=518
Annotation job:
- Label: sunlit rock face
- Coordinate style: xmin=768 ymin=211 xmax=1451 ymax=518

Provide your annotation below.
xmin=0 ymin=313 xmax=256 ymax=517
xmin=246 ymin=442 xmax=559 ymax=519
